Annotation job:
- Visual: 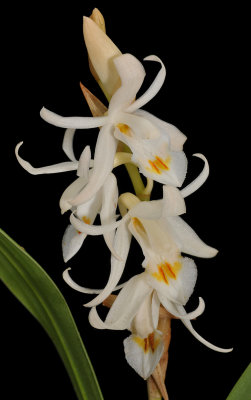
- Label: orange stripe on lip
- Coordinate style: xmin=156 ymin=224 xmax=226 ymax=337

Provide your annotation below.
xmin=165 ymin=262 xmax=176 ymax=279
xmin=155 ymin=156 xmax=169 ymax=170
xmin=148 ymin=160 xmax=160 ymax=174
xmin=159 ymin=266 xmax=169 ymax=284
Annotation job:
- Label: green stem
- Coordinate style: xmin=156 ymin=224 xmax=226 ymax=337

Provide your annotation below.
xmin=125 ymin=162 xmax=145 ymax=197
xmin=121 ymin=143 xmax=151 ymax=201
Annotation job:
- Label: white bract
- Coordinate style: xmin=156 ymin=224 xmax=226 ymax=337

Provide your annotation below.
xmin=39 ymin=52 xmax=187 ymax=206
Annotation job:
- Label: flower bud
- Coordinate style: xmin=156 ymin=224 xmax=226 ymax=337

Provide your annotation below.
xmin=89 ymin=8 xmax=106 ymax=32
xmin=83 ymin=15 xmax=122 ymax=100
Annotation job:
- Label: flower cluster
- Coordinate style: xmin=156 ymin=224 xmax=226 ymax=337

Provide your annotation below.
xmin=16 ymin=9 xmax=232 ymax=384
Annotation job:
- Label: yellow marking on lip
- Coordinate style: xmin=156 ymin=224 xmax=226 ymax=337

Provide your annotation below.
xmin=147 ymin=156 xmax=170 ymax=175
xmin=82 ymin=216 xmax=91 ymax=224
xmin=152 ymin=261 xmax=182 ymax=284
xmin=132 ymin=217 xmax=146 ymax=234
xmin=117 ymin=123 xmax=132 ymax=136
xmin=133 ymin=332 xmax=160 ymax=353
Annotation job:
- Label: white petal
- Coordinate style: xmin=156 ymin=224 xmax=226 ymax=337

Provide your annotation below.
xmin=84 ymin=219 xmax=132 ymax=307
xmin=15 ymin=142 xmax=78 ymax=175
xmin=126 ymin=55 xmax=166 ymax=113
xmin=62 ymin=225 xmax=86 ymax=263
xmin=176 ymin=257 xmax=198 ymax=304
xmin=100 ymin=173 xmax=119 ymax=257
xmin=62 ymin=186 xmax=102 ymax=261
xmin=109 ymin=53 xmax=145 ymax=115
xmin=134 ymin=109 xmax=187 ymax=151
xmin=166 ymin=216 xmax=218 ymax=258
xmin=145 ymin=256 xmax=197 ymax=305
xmin=70 ymin=124 xmax=118 ymax=205
xmin=128 ymin=199 xmax=162 ymax=220
xmin=130 ymin=293 xmax=155 ymax=337
xmin=124 ymin=330 xmax=164 ymax=379
xmin=158 ymin=294 xmax=205 ymax=320
xmin=70 ymin=212 xmax=129 ymax=236
xmin=76 ymin=189 xmax=102 ymax=221
xmin=114 ymin=111 xmax=160 ymax=139
xmin=62 ymin=128 xmax=76 ymax=161
xmin=63 ymin=267 xmax=126 ymax=294
xmin=162 ymin=185 xmax=186 ymax=217
xmin=77 ymin=146 xmax=92 ymax=178
xmin=181 ymin=154 xmax=209 ymax=198
xmin=105 ymin=273 xmax=151 ymax=327
xmin=152 ymin=291 xmax=161 ymax=329
xmin=62 ymin=190 xmax=102 ymax=261
xmin=40 ymin=107 xmax=109 ymax=129
xmin=88 ymin=273 xmax=152 ymax=330
xmin=114 ymin=119 xmax=187 ymax=186
xmin=59 ymin=176 xmax=87 ymax=214
xmin=176 ymin=304 xmax=233 ymax=353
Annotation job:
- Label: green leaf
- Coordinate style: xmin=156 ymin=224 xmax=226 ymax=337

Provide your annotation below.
xmin=0 ymin=228 xmax=103 ymax=400
xmin=226 ymin=363 xmax=251 ymax=400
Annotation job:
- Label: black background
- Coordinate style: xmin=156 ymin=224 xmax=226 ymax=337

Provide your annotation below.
xmin=1 ymin=1 xmax=249 ymax=399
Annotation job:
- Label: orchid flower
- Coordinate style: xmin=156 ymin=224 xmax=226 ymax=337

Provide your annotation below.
xmin=83 ymin=184 xmax=232 ymax=378
xmin=15 ymin=132 xmax=120 ymax=261
xmin=63 ymin=155 xmax=233 ymax=375
xmin=87 ymin=253 xmax=232 ymax=381
xmin=65 ymin=153 xmax=214 ymax=301
xmin=39 ymin=51 xmax=187 ymax=207
xmin=88 ymin=267 xmax=232 ymax=380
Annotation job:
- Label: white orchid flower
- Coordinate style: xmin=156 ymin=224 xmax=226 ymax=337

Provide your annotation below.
xmin=15 ymin=133 xmax=120 ymax=262
xmin=65 ymin=160 xmax=232 ymax=381
xmin=62 ymin=171 xmax=119 ymax=262
xmin=65 ymin=154 xmax=213 ymax=299
xmin=88 ymin=265 xmax=232 ymax=380
xmin=85 ymin=185 xmax=232 ymax=378
xmin=40 ymin=52 xmax=187 ymax=207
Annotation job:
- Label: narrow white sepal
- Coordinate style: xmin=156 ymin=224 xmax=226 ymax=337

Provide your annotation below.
xmin=177 ymin=304 xmax=233 ymax=353
xmin=70 ymin=124 xmax=117 ymax=205
xmin=70 ymin=212 xmax=129 ymax=235
xmin=40 ymin=107 xmax=109 ymax=129
xmin=158 ymin=294 xmax=205 ymax=320
xmin=84 ymin=220 xmax=132 ymax=307
xmin=62 ymin=128 xmax=77 ymax=161
xmin=166 ymin=216 xmax=218 ymax=258
xmin=181 ymin=153 xmax=209 ymax=198
xmin=63 ymin=268 xmax=125 ymax=294
xmin=77 ymin=146 xmax=92 ymax=178
xmin=15 ymin=142 xmax=78 ymax=175
xmin=126 ymin=55 xmax=166 ymax=113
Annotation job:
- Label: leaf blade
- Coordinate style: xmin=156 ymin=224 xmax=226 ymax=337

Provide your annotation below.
xmin=226 ymin=362 xmax=251 ymax=400
xmin=0 ymin=228 xmax=103 ymax=400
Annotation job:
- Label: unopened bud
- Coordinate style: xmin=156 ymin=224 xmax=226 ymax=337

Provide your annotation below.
xmin=83 ymin=16 xmax=122 ymax=100
xmin=89 ymin=8 xmax=106 ymax=32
